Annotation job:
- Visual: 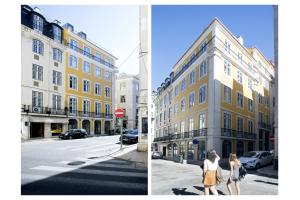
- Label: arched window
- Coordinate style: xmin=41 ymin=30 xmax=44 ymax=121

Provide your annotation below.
xmin=222 ymin=140 xmax=231 ymax=158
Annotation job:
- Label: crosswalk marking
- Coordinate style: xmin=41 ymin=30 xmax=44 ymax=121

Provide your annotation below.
xmin=31 ymin=165 xmax=148 ymax=178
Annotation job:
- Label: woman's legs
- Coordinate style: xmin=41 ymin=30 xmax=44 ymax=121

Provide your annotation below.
xmin=209 ymin=185 xmax=218 ymax=195
xmin=235 ymin=181 xmax=240 ymax=195
xmin=226 ymin=179 xmax=233 ymax=195
xmin=204 ymin=186 xmax=210 ymax=195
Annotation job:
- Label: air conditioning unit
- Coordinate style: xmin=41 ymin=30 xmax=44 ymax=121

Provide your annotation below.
xmin=32 ymin=107 xmax=41 ymax=113
xmin=54 ymin=62 xmax=58 ymax=67
xmin=34 ymin=54 xmax=39 ymax=60
xmin=54 ymin=86 xmax=58 ymax=91
xmin=33 ymin=81 xmax=39 ymax=87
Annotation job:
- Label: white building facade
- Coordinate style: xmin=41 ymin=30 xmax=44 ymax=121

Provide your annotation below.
xmin=115 ymin=73 xmax=139 ymax=130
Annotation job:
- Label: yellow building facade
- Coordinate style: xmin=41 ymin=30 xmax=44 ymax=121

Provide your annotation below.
xmin=153 ymin=18 xmax=275 ymax=162
xmin=63 ymin=23 xmax=117 ymax=135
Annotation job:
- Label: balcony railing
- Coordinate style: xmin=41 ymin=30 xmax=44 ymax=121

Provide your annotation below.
xmin=258 ymin=122 xmax=272 ymax=130
xmin=21 ymin=105 xmax=113 ymax=119
xmin=65 ymin=41 xmax=115 ymax=69
xmin=221 ymin=128 xmax=256 ymax=140
xmin=153 ymin=129 xmax=208 ymax=142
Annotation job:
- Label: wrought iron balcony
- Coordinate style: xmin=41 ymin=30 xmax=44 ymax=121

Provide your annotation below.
xmin=258 ymin=122 xmax=272 ymax=130
xmin=221 ymin=128 xmax=256 ymax=140
xmin=21 ymin=105 xmax=67 ymax=116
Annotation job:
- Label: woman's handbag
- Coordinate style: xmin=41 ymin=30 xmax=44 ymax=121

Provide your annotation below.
xmin=216 ymin=166 xmax=224 ymax=184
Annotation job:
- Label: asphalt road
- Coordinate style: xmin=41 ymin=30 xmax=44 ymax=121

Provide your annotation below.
xmin=21 ymin=136 xmax=147 ymax=195
xmin=152 ymin=159 xmax=278 ymax=195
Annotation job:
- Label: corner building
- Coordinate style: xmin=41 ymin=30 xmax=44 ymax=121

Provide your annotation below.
xmin=63 ymin=23 xmax=117 ymax=135
xmin=153 ymin=18 xmax=275 ymax=162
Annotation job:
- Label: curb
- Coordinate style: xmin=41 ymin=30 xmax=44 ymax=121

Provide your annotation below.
xmin=257 ymin=169 xmax=278 ymax=179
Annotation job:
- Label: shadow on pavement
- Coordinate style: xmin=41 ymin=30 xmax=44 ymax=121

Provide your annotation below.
xmin=254 ymin=180 xmax=278 ymax=186
xmin=22 ymin=155 xmax=147 ymax=195
xmin=194 ymin=186 xmax=226 ymax=195
xmin=172 ymin=188 xmax=198 ymax=195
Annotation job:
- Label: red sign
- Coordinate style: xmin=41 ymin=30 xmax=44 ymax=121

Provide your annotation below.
xmin=115 ymin=108 xmax=124 ymax=118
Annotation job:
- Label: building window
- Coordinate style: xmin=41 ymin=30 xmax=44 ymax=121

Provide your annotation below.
xmin=83 ymin=100 xmax=90 ymax=114
xmin=237 ymin=92 xmax=244 ymax=108
xmin=189 ymin=70 xmax=195 ymax=85
xmin=53 ymin=26 xmax=61 ymax=42
xmin=265 ymin=96 xmax=269 ymax=107
xmin=248 ymin=99 xmax=253 ymax=112
xmin=248 ymin=121 xmax=253 ymax=133
xmin=180 ymin=98 xmax=185 ymax=112
xmin=238 ymin=52 xmax=243 ymax=64
xmin=224 ymin=60 xmax=231 ymax=75
xmin=95 ymin=83 xmax=102 ymax=95
xmin=181 ymin=78 xmax=186 ymax=92
xmin=237 ymin=70 xmax=243 ymax=84
xmin=224 ymin=85 xmax=231 ymax=104
xmin=188 ymin=92 xmax=195 ymax=107
xmin=223 ymin=112 xmax=231 ymax=129
xmin=53 ymin=48 xmax=62 ymax=62
xmin=70 ymin=39 xmax=77 ymax=50
xmin=248 ymin=79 xmax=253 ymax=90
xmin=69 ymin=97 xmax=77 ymax=114
xmin=69 ymin=75 xmax=77 ymax=90
xmin=52 ymin=94 xmax=61 ymax=110
xmin=105 ymin=87 xmax=111 ymax=98
xmin=105 ymin=71 xmax=111 ymax=81
xmin=200 ymin=60 xmax=207 ymax=78
xmin=258 ymin=93 xmax=263 ymax=104
xmin=95 ymin=66 xmax=101 ymax=77
xmin=52 ymin=70 xmax=62 ymax=85
xmin=105 ymin=104 xmax=111 ymax=115
xmin=174 ymin=104 xmax=178 ymax=115
xmin=95 ymin=52 xmax=101 ymax=62
xmin=83 ymin=80 xmax=90 ymax=93
xmin=199 ymin=85 xmax=206 ymax=103
xmin=180 ymin=121 xmax=185 ymax=133
xmin=32 ymin=64 xmax=43 ymax=81
xmin=259 ymin=112 xmax=263 ymax=123
xmin=200 ymin=41 xmax=207 ymax=55
xmin=188 ymin=118 xmax=194 ymax=134
xmin=169 ymin=90 xmax=173 ymax=104
xmin=199 ymin=113 xmax=206 ymax=129
xmin=83 ymin=61 xmax=91 ymax=73
xmin=95 ymin=102 xmax=101 ymax=115
xmin=32 ymin=39 xmax=44 ymax=55
xmin=84 ymin=46 xmax=91 ymax=56
xmin=175 ymin=85 xmax=179 ymax=96
xmin=225 ymin=40 xmax=231 ymax=54
xmin=121 ymin=95 xmax=126 ymax=103
xmin=32 ymin=91 xmax=43 ymax=107
xmin=32 ymin=14 xmax=43 ymax=32
xmin=237 ymin=117 xmax=243 ymax=132
xmin=120 ymin=82 xmax=126 ymax=91
xmin=69 ymin=55 xmax=77 ymax=68
xmin=174 ymin=123 xmax=178 ymax=134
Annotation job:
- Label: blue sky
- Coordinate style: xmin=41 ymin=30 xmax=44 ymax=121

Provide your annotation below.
xmin=32 ymin=5 xmax=139 ymax=75
xmin=152 ymin=5 xmax=275 ymax=90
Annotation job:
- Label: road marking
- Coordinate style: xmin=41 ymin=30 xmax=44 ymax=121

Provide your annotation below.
xmin=30 ymin=165 xmax=148 ymax=178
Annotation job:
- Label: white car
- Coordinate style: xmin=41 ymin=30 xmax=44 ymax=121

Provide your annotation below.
xmin=239 ymin=151 xmax=273 ymax=169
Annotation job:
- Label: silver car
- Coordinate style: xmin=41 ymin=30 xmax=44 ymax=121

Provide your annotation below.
xmin=239 ymin=151 xmax=273 ymax=169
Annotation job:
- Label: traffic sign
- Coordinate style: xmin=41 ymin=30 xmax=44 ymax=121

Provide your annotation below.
xmin=115 ymin=108 xmax=124 ymax=118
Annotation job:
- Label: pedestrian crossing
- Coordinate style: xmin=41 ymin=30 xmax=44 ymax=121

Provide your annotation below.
xmin=22 ymin=157 xmax=148 ymax=195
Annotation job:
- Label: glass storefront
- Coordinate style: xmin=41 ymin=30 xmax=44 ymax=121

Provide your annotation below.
xmin=173 ymin=143 xmax=178 ymax=157
xmin=188 ymin=141 xmax=194 ymax=160
xmin=198 ymin=140 xmax=206 ymax=160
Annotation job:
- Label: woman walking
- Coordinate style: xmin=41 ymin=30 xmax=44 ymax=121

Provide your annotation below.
xmin=226 ymin=153 xmax=241 ymax=195
xmin=202 ymin=150 xmax=220 ymax=195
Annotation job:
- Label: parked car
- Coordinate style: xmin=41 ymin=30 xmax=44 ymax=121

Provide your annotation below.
xmin=59 ymin=129 xmax=88 ymax=140
xmin=119 ymin=129 xmax=138 ymax=144
xmin=239 ymin=151 xmax=273 ymax=169
xmin=152 ymin=151 xmax=163 ymax=159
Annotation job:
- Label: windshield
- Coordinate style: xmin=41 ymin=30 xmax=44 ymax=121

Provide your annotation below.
xmin=243 ymin=152 xmax=259 ymax=158
xmin=128 ymin=130 xmax=138 ymax=135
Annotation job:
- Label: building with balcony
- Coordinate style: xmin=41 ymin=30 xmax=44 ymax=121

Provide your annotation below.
xmin=21 ymin=5 xmax=117 ymax=139
xmin=153 ymin=18 xmax=275 ymax=163
xmin=21 ymin=5 xmax=68 ymax=139
xmin=63 ymin=22 xmax=117 ymax=136
xmin=115 ymin=73 xmax=139 ymax=130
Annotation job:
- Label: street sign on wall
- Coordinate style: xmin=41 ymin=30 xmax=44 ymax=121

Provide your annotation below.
xmin=115 ymin=108 xmax=125 ymax=118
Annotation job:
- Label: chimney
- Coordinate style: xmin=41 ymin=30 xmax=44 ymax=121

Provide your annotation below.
xmin=237 ymin=36 xmax=244 ymax=46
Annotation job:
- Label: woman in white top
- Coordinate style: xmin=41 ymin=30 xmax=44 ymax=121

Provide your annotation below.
xmin=202 ymin=150 xmax=220 ymax=195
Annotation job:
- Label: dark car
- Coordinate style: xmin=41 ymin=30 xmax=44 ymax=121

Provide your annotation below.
xmin=119 ymin=129 xmax=138 ymax=144
xmin=59 ymin=129 xmax=88 ymax=140
xmin=152 ymin=151 xmax=163 ymax=159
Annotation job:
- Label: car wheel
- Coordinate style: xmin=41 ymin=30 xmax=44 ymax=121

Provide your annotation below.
xmin=255 ymin=163 xmax=261 ymax=169
xmin=68 ymin=135 xmax=72 ymax=140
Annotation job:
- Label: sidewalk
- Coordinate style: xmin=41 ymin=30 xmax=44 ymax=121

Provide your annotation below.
xmin=114 ymin=148 xmax=148 ymax=168
xmin=257 ymin=165 xmax=278 ymax=179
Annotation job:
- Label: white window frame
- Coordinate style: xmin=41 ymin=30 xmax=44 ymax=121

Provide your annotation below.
xmin=52 ymin=70 xmax=62 ymax=85
xmin=53 ymin=48 xmax=62 ymax=62
xmin=69 ymin=55 xmax=78 ymax=69
xmin=69 ymin=74 xmax=78 ymax=90
xmin=95 ymin=66 xmax=102 ymax=77
xmin=83 ymin=99 xmax=91 ymax=115
xmin=199 ymin=84 xmax=207 ymax=104
xmin=32 ymin=39 xmax=44 ymax=55
xmin=237 ymin=92 xmax=244 ymax=108
xmin=180 ymin=98 xmax=185 ymax=112
xmin=189 ymin=70 xmax=195 ymax=85
xmin=237 ymin=70 xmax=243 ymax=84
xmin=248 ymin=99 xmax=253 ymax=112
xmin=224 ymin=60 xmax=231 ymax=76
xmin=188 ymin=92 xmax=195 ymax=107
xmin=52 ymin=94 xmax=61 ymax=110
xmin=223 ymin=85 xmax=231 ymax=104
xmin=199 ymin=112 xmax=206 ymax=129
xmin=32 ymin=64 xmax=43 ymax=81
xmin=95 ymin=82 xmax=102 ymax=96
xmin=82 ymin=79 xmax=91 ymax=93
xmin=68 ymin=96 xmax=78 ymax=114
xmin=105 ymin=86 xmax=111 ymax=98
xmin=199 ymin=60 xmax=207 ymax=78
xmin=223 ymin=111 xmax=231 ymax=129
xmin=83 ymin=61 xmax=91 ymax=73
